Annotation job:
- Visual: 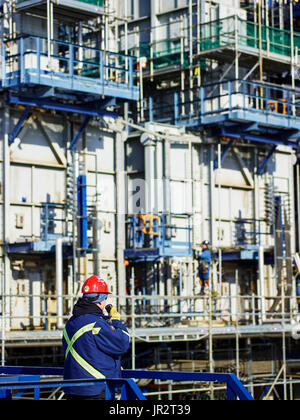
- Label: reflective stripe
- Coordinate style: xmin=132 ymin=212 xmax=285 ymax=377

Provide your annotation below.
xmin=121 ymin=329 xmax=130 ymax=337
xmin=64 ymin=322 xmax=96 ymax=358
xmin=63 ymin=324 xmax=105 ymax=379
xmin=92 ymin=327 xmax=101 ymax=335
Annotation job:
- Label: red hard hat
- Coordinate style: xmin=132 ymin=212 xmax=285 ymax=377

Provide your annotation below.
xmin=82 ymin=275 xmax=112 ymax=294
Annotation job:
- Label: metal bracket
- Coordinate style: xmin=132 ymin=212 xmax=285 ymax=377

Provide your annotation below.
xmin=8 ymin=106 xmax=31 ymax=145
xmin=69 ymin=116 xmax=91 ymax=151
xmin=257 ymin=145 xmax=277 ymax=176
xmin=9 ymin=93 xmax=119 ymax=119
xmin=214 ymin=138 xmax=235 ymax=169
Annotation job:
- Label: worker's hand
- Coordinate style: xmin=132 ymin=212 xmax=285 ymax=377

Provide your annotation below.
xmin=106 ymin=305 xmax=121 ymax=321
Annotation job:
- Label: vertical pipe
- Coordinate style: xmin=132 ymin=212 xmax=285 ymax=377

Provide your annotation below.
xmin=296 ymin=165 xmax=300 ymax=252
xmin=72 ymin=149 xmax=78 ymax=292
xmin=258 ymin=245 xmax=266 ymax=323
xmin=290 ymin=1 xmax=295 ymax=116
xmin=217 ymin=142 xmax=222 ymax=293
xmin=56 ymin=237 xmax=70 ymax=330
xmin=20 ymin=37 xmax=24 ymax=84
xmin=235 ymin=270 xmax=239 ymax=379
xmin=47 ymin=0 xmax=51 ymax=61
xmin=189 ymin=0 xmax=194 ymax=115
xmin=2 ymin=104 xmax=10 ymax=361
xmin=116 ymin=125 xmax=126 ymax=309
xmin=50 ymin=0 xmax=53 ymax=52
xmin=234 ymin=15 xmax=239 ymax=82
xmin=282 ymin=329 xmax=287 ymax=400
xmin=139 ymin=45 xmax=144 ymax=121
xmin=1 ymin=263 xmax=5 ymax=365
xmin=258 ymin=0 xmax=263 ymax=89
xmin=142 ymin=134 xmax=156 ymax=214
xmin=208 ymin=288 xmax=214 ymax=400
xmin=124 ymin=0 xmax=128 ymax=83
xmin=92 ymin=203 xmax=102 ymax=276
xmin=163 ymin=139 xmax=171 ymax=217
xmin=180 ymin=17 xmax=185 ymax=115
xmin=197 ymin=0 xmax=201 ymax=87
xmin=131 ymin=266 xmax=135 ymax=370
xmin=150 ymin=28 xmax=154 ymax=81
xmin=209 ymin=145 xmax=215 ymax=248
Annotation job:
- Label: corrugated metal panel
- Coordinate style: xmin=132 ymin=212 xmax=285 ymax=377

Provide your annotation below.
xmin=99 ymin=212 xmax=116 ymax=257
xmin=10 ymin=165 xmax=32 ymax=203
xmin=85 ymin=128 xmax=115 ymax=173
xmin=170 ymin=144 xmax=188 ymax=180
xmin=97 ymin=173 xmax=116 ymax=212
xmin=34 ymin=167 xmax=65 ymax=203
xmin=170 ymin=180 xmax=192 ymax=214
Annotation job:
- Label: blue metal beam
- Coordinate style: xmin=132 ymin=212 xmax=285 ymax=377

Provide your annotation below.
xmin=8 ymin=106 xmax=31 ymax=145
xmin=69 ymin=117 xmax=91 ymax=151
xmin=214 ymin=138 xmax=235 ymax=169
xmin=122 ymin=370 xmax=254 ymax=401
xmin=257 ymin=145 xmax=277 ymax=176
xmin=220 ymin=127 xmax=299 ymax=149
xmin=9 ymin=93 xmax=119 ymax=119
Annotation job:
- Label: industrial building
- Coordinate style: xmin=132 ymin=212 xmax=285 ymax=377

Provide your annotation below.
xmin=0 ymin=0 xmax=300 ymax=400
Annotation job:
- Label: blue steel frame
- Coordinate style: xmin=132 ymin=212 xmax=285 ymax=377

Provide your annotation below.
xmin=214 ymin=139 xmax=277 ymax=176
xmin=0 ymin=366 xmax=254 ymax=400
xmin=175 ymin=80 xmax=300 ymax=136
xmin=8 ymin=105 xmax=31 ymax=145
xmin=1 ymin=36 xmax=139 ymax=102
xmin=125 ymin=214 xmax=193 ymax=260
xmin=146 ymin=80 xmax=300 ymax=148
xmin=8 ymin=93 xmax=119 ymax=118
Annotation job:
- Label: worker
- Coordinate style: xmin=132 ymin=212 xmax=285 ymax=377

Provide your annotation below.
xmin=198 ymin=240 xmax=211 ymax=295
xmin=62 ymin=275 xmax=130 ymax=400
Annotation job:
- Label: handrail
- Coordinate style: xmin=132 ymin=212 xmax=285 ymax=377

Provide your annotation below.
xmin=0 ymin=366 xmax=254 ymax=400
xmin=0 ymin=36 xmax=139 ymax=101
xmin=0 ymin=292 xmax=299 ymax=326
xmin=2 ymin=35 xmax=135 ymax=60
xmin=122 ymin=369 xmax=254 ymax=400
xmin=199 ymin=15 xmax=300 ymax=58
xmin=172 ymin=80 xmax=300 ymax=124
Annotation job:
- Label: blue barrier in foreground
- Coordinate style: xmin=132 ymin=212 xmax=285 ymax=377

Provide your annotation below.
xmin=0 ymin=366 xmax=254 ymax=400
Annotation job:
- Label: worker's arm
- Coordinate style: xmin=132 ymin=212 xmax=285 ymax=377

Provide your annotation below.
xmin=105 ymin=305 xmax=128 ymax=334
xmin=93 ymin=317 xmax=130 ymax=357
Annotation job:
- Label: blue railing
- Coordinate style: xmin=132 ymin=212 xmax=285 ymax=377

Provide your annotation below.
xmin=174 ymin=80 xmax=300 ymax=129
xmin=1 ymin=36 xmax=139 ymax=101
xmin=144 ymin=80 xmax=300 ymax=134
xmin=0 ymin=366 xmax=254 ymax=400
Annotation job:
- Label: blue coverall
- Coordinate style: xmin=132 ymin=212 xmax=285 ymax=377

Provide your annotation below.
xmin=62 ymin=299 xmax=129 ymax=398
